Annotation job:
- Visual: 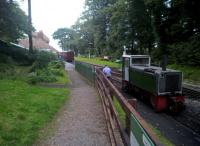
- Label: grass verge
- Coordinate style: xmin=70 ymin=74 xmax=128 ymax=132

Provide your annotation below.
xmin=113 ymin=97 xmax=126 ymax=127
xmin=0 ymin=79 xmax=69 ymax=146
xmin=54 ymin=69 xmax=69 ymax=84
xmin=150 ymin=125 xmax=175 ymax=146
xmin=168 ymin=64 xmax=200 ymax=85
xmin=75 ymin=57 xmax=121 ymax=69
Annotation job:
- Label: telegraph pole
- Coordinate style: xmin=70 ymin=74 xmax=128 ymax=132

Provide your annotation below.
xmin=28 ymin=0 xmax=33 ymax=53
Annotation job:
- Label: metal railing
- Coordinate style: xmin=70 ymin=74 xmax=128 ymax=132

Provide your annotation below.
xmin=75 ymin=61 xmax=96 ymax=84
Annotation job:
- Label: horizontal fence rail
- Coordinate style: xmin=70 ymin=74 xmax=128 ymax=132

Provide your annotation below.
xmin=75 ymin=61 xmax=163 ymax=146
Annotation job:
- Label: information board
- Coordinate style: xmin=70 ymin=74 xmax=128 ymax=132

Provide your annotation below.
xmin=130 ymin=114 xmax=155 ymax=146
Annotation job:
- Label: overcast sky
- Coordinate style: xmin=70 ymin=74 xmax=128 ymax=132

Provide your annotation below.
xmin=19 ymin=0 xmax=85 ymax=51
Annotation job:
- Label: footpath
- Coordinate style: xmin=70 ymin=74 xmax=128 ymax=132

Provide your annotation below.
xmin=35 ymin=62 xmax=111 ymax=146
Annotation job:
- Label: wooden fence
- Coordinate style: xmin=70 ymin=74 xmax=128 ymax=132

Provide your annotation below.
xmin=75 ymin=61 xmax=163 ymax=146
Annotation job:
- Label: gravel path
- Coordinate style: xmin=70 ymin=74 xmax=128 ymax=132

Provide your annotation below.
xmin=35 ymin=62 xmax=111 ymax=146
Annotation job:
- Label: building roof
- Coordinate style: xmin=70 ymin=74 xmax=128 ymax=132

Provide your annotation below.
xmin=18 ymin=30 xmax=58 ymax=53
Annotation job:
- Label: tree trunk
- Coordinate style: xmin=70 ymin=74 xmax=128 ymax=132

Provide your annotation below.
xmin=28 ymin=0 xmax=33 ymax=53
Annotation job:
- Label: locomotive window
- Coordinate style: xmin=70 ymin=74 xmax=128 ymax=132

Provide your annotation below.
xmin=132 ymin=58 xmax=149 ymax=66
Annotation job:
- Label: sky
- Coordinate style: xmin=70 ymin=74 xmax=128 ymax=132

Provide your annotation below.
xmin=19 ymin=0 xmax=85 ymax=51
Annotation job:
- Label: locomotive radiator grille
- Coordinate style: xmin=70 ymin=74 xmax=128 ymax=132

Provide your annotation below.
xmin=165 ymin=74 xmax=181 ymax=92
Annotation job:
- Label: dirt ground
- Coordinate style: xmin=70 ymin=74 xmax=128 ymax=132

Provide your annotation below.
xmin=34 ymin=62 xmax=111 ymax=146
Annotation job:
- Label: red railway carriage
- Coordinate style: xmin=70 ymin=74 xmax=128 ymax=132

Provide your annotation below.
xmin=59 ymin=51 xmax=74 ymax=62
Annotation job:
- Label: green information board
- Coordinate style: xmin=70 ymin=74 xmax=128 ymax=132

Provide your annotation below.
xmin=130 ymin=114 xmax=155 ymax=146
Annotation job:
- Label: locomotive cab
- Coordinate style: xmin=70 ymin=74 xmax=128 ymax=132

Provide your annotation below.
xmin=122 ymin=54 xmax=151 ymax=82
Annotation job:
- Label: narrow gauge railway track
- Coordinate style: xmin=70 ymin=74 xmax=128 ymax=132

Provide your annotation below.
xmin=111 ymin=69 xmax=200 ymax=135
xmin=174 ymin=106 xmax=200 ymax=134
xmin=183 ymin=85 xmax=200 ymax=100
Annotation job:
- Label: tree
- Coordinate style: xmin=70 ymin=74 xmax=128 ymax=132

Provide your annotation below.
xmin=127 ymin=0 xmax=154 ymax=54
xmin=0 ymin=0 xmax=30 ymax=42
xmin=145 ymin=0 xmax=200 ymax=66
xmin=53 ymin=0 xmax=200 ymax=65
xmin=53 ymin=28 xmax=77 ymax=51
xmin=106 ymin=0 xmax=130 ymax=56
xmin=28 ymin=0 xmax=33 ymax=53
xmin=79 ymin=0 xmax=111 ymax=56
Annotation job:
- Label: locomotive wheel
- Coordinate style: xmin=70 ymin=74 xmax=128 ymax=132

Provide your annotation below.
xmin=169 ymin=102 xmax=186 ymax=114
xmin=150 ymin=96 xmax=156 ymax=110
xmin=122 ymin=83 xmax=128 ymax=92
xmin=151 ymin=96 xmax=167 ymax=112
xmin=122 ymin=81 xmax=128 ymax=93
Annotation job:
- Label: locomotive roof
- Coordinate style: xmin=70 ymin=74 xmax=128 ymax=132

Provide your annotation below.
xmin=131 ymin=65 xmax=181 ymax=74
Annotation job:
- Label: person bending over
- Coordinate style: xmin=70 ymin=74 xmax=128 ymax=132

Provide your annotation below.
xmin=103 ymin=65 xmax=112 ymax=78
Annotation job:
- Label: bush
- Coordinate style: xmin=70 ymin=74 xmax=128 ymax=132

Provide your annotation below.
xmin=168 ymin=64 xmax=200 ymax=84
xmin=47 ymin=60 xmax=65 ymax=77
xmin=0 ymin=40 xmax=33 ymax=65
xmin=27 ymin=72 xmax=38 ymax=84
xmin=27 ymin=69 xmax=57 ymax=84
xmin=27 ymin=60 xmax=66 ymax=84
xmin=0 ymin=63 xmax=15 ymax=79
xmin=49 ymin=69 xmax=64 ymax=76
xmin=30 ymin=51 xmax=57 ymax=71
xmin=48 ymin=60 xmax=64 ymax=69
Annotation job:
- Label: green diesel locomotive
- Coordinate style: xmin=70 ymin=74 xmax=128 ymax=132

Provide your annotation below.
xmin=122 ymin=54 xmax=185 ymax=112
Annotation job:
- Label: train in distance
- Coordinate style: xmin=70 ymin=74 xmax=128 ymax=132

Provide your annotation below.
xmin=59 ymin=51 xmax=74 ymax=62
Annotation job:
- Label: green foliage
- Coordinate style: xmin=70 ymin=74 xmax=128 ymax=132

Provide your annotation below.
xmin=0 ymin=79 xmax=69 ymax=146
xmin=49 ymin=68 xmax=64 ymax=77
xmin=147 ymin=0 xmax=200 ymax=66
xmin=0 ymin=1 xmax=32 ymax=42
xmin=48 ymin=60 xmax=65 ymax=77
xmin=53 ymin=0 xmax=200 ymax=66
xmin=53 ymin=28 xmax=77 ymax=51
xmin=0 ymin=53 xmax=22 ymax=80
xmin=30 ymin=51 xmax=57 ymax=71
xmin=149 ymin=125 xmax=175 ymax=146
xmin=76 ymin=57 xmax=121 ymax=69
xmin=168 ymin=64 xmax=200 ymax=85
xmin=28 ymin=60 xmax=66 ymax=85
xmin=0 ymin=50 xmax=66 ymax=85
xmin=48 ymin=60 xmax=65 ymax=69
xmin=113 ymin=97 xmax=126 ymax=127
xmin=27 ymin=70 xmax=57 ymax=85
xmin=127 ymin=0 xmax=155 ymax=53
xmin=0 ymin=63 xmax=15 ymax=79
xmin=0 ymin=40 xmax=33 ymax=65
xmin=168 ymin=35 xmax=200 ymax=66
xmin=106 ymin=0 xmax=130 ymax=54
xmin=0 ymin=54 xmax=14 ymax=64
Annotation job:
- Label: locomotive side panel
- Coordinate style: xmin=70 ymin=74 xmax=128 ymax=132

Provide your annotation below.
xmin=129 ymin=67 xmax=157 ymax=94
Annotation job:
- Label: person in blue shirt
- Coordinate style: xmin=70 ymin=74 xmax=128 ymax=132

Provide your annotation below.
xmin=103 ymin=65 xmax=112 ymax=78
